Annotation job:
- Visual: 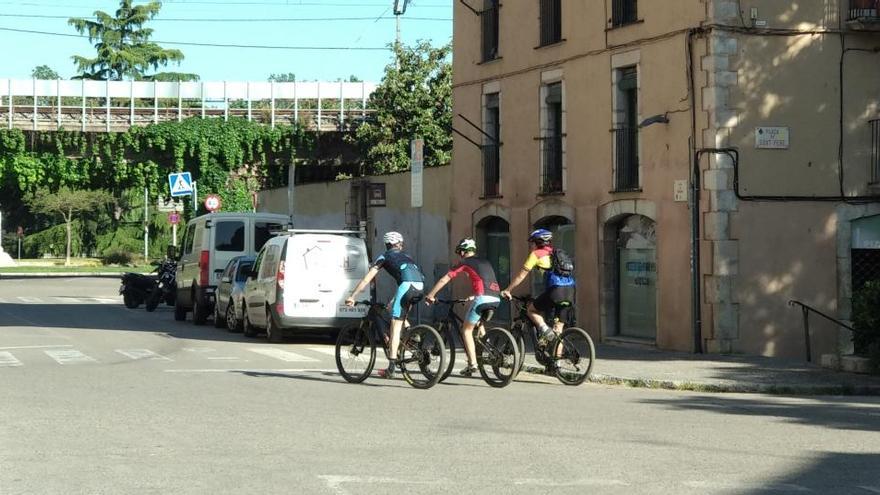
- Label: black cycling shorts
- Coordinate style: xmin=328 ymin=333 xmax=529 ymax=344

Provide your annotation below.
xmin=533 ymin=286 xmax=575 ymax=323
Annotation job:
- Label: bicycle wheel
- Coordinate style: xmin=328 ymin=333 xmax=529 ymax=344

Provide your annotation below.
xmin=476 ymin=327 xmax=518 ymax=388
xmin=335 ymin=322 xmax=377 ymax=384
xmin=437 ymin=321 xmax=457 ymax=383
xmin=551 ymin=327 xmax=595 ymax=386
xmin=399 ymin=324 xmax=446 ymax=390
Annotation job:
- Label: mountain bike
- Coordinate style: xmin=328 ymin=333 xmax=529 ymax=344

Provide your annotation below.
xmin=508 ymin=295 xmax=595 ymax=386
xmin=334 ymin=299 xmax=446 ymax=389
xmin=432 ymin=298 xmax=519 ymax=388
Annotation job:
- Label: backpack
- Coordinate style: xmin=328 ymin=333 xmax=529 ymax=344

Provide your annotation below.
xmin=550 ymin=247 xmax=574 ymax=277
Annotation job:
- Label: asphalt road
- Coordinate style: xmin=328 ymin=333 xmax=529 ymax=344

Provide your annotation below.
xmin=1 ymin=278 xmax=880 ymax=495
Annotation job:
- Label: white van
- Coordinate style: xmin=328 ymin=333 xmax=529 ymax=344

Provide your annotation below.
xmin=242 ymin=230 xmax=369 ymax=342
xmin=174 ymin=212 xmax=289 ymax=324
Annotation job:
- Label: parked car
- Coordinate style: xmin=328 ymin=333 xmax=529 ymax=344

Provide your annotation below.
xmin=213 ymin=255 xmax=256 ymax=332
xmin=174 ymin=212 xmax=288 ymax=325
xmin=242 ymin=230 xmax=369 ymax=342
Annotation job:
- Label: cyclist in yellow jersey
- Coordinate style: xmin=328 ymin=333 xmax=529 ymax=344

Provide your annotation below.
xmin=500 ymin=228 xmax=575 ymax=345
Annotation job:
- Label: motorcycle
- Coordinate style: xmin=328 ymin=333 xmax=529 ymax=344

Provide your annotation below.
xmin=120 ymin=271 xmax=157 ymax=309
xmin=145 ymin=257 xmax=177 ymax=312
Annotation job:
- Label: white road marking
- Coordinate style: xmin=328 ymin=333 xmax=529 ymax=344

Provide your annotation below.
xmin=115 ymin=349 xmax=172 ymax=361
xmin=54 ymin=297 xmax=86 ymax=304
xmin=318 ymin=475 xmax=450 ymax=495
xmin=248 ymin=348 xmax=320 ymax=362
xmin=44 ymin=349 xmax=97 ymax=365
xmin=307 ymin=346 xmax=337 ymax=357
xmin=207 ymin=357 xmax=245 ymax=361
xmin=0 ymin=351 xmax=23 ymax=367
xmin=0 ymin=345 xmax=73 ymax=350
xmin=0 ymin=297 xmax=7 ymax=303
xmin=17 ymin=297 xmax=42 ymax=303
xmin=183 ymin=347 xmax=215 ymax=353
xmin=164 ymin=368 xmax=337 ymax=373
xmin=514 ymin=478 xmax=628 ymax=487
xmin=859 ymin=487 xmax=880 ymax=494
xmin=683 ymin=481 xmax=810 ymax=492
xmin=93 ymin=298 xmax=118 ymax=304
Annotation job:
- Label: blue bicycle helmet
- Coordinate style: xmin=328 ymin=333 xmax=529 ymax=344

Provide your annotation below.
xmin=528 ymin=228 xmax=553 ymax=246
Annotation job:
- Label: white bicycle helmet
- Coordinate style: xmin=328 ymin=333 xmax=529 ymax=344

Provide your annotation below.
xmin=455 ymin=237 xmax=477 ymax=254
xmin=383 ymin=231 xmax=404 ymax=246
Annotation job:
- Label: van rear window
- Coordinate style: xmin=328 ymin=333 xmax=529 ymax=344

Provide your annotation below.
xmin=215 ymin=221 xmax=245 ymax=252
xmin=255 ymin=222 xmax=284 ymax=251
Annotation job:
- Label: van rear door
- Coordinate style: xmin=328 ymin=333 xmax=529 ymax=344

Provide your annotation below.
xmin=212 ymin=219 xmax=246 ymax=286
xmin=282 ymin=234 xmax=368 ymax=319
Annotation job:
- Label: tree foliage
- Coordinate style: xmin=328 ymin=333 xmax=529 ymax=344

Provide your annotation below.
xmin=32 ymin=65 xmax=61 ymax=80
xmin=350 ymin=41 xmax=452 ymax=174
xmin=27 ymin=187 xmax=112 ymax=265
xmin=68 ymin=0 xmax=198 ymax=81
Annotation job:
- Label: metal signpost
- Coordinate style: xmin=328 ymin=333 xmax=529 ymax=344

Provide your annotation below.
xmin=411 ymin=137 xmax=424 ymax=322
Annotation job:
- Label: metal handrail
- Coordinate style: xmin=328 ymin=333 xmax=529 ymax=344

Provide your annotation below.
xmin=787 ymin=299 xmax=861 ymax=362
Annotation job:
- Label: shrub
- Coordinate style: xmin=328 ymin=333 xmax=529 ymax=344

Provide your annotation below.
xmin=102 ymin=250 xmax=134 ymax=266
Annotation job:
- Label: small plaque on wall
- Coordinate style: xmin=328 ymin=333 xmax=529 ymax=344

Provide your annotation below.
xmin=755 ymin=126 xmax=790 ymax=149
xmin=368 ymin=183 xmax=386 ymax=207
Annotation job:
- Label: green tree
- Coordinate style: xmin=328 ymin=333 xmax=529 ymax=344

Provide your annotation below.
xmin=31 ymin=65 xmax=61 ymax=80
xmin=68 ymin=0 xmax=198 ymax=81
xmin=27 ymin=187 xmax=113 ymax=265
xmin=350 ymin=41 xmax=451 ymax=174
xmin=268 ymin=73 xmax=296 ymax=83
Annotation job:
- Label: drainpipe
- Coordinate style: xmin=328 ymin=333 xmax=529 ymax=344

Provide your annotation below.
xmin=687 ymin=28 xmax=703 ymax=353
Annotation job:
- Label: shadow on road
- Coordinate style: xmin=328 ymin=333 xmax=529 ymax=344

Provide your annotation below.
xmin=736 ymin=452 xmax=880 ymax=493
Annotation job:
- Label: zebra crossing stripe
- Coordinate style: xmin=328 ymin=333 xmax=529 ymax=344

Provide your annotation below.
xmin=0 ymin=351 xmax=23 ymax=367
xmin=306 ymin=346 xmax=337 ymax=357
xmin=17 ymin=297 xmax=42 ymax=303
xmin=44 ymin=349 xmax=97 ymax=365
xmin=247 ymin=348 xmax=320 ymax=362
xmin=93 ymin=298 xmax=118 ymax=304
xmin=115 ymin=349 xmax=172 ymax=361
xmin=54 ymin=297 xmax=86 ymax=304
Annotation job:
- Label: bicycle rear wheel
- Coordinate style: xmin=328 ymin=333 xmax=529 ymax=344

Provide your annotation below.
xmin=335 ymin=322 xmax=377 ymax=383
xmin=399 ymin=324 xmax=446 ymax=390
xmin=510 ymin=321 xmax=527 ymax=378
xmin=476 ymin=327 xmax=518 ymax=388
xmin=551 ymin=327 xmax=595 ymax=386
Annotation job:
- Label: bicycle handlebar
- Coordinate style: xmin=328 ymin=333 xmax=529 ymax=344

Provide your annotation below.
xmin=435 ymin=298 xmax=472 ymax=305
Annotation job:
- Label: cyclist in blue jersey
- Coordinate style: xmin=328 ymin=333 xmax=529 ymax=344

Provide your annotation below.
xmin=346 ymin=231 xmax=425 ymax=379
xmin=425 ymin=237 xmax=502 ymax=377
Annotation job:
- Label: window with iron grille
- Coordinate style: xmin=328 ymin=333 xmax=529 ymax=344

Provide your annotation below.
xmin=481 ymin=0 xmax=500 ymax=62
xmin=483 ymin=93 xmax=501 ymax=197
xmin=540 ymin=82 xmax=564 ymax=194
xmin=614 ymin=67 xmax=639 ymax=191
xmin=611 ymin=0 xmax=638 ymax=27
xmin=849 ymin=0 xmax=880 ymax=21
xmin=539 ymin=0 xmax=562 ymax=46
xmin=870 ymin=118 xmax=880 ymax=184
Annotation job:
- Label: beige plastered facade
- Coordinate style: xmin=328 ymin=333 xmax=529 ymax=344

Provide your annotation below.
xmin=451 ymin=0 xmax=880 ymax=359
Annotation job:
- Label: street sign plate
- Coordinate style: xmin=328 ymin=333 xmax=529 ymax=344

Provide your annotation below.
xmin=168 ymin=172 xmax=194 ymax=197
xmin=168 ymin=213 xmax=180 ymax=225
xmin=157 ymin=197 xmax=183 ymax=212
xmin=204 ymin=194 xmax=222 ymax=212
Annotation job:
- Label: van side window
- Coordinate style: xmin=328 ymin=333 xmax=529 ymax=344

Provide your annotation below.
xmin=215 ymin=221 xmax=245 ymax=252
xmin=255 ymin=222 xmax=284 ymax=251
xmin=183 ymin=224 xmax=196 ymax=255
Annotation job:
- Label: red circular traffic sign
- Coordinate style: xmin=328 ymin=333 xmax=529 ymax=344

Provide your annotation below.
xmin=168 ymin=213 xmax=180 ymax=225
xmin=204 ymin=194 xmax=222 ymax=212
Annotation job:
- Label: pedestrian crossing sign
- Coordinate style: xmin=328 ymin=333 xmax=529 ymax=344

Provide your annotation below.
xmin=168 ymin=172 xmax=194 ymax=197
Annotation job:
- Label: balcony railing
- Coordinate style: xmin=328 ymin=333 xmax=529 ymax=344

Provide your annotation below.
xmin=482 ymin=143 xmax=500 ymax=197
xmin=871 ymin=119 xmax=880 ymax=184
xmin=539 ymin=135 xmax=564 ymax=194
xmin=611 ymin=0 xmax=638 ymax=27
xmin=481 ymin=3 xmax=500 ymax=62
xmin=849 ymin=0 xmax=880 ymax=21
xmin=613 ymin=126 xmax=640 ymax=191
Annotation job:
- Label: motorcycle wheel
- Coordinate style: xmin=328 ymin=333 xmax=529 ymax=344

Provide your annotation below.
xmin=123 ymin=290 xmax=141 ymax=309
xmin=145 ymin=289 xmax=161 ymax=312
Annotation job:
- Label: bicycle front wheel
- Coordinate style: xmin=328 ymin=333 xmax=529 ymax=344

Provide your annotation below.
xmin=335 ymin=322 xmax=377 ymax=383
xmin=510 ymin=321 xmax=527 ymax=378
xmin=399 ymin=324 xmax=446 ymax=390
xmin=437 ymin=321 xmax=457 ymax=383
xmin=476 ymin=327 xmax=519 ymax=388
xmin=551 ymin=327 xmax=595 ymax=386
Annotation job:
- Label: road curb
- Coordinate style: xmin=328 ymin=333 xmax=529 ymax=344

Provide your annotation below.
xmin=521 ymin=364 xmax=880 ymax=396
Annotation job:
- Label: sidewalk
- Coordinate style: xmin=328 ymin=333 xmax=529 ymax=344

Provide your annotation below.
xmin=524 ymin=344 xmax=880 ymax=396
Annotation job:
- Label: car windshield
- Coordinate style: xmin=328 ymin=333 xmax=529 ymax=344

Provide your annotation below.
xmin=235 ymin=261 xmax=254 ymax=282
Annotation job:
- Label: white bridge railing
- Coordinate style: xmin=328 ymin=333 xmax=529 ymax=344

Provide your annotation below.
xmin=0 ymin=79 xmax=379 ymax=133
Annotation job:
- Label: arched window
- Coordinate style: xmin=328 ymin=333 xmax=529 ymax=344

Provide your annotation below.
xmin=476 ymin=216 xmax=511 ymax=322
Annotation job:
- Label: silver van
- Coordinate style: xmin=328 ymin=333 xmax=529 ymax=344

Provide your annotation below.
xmin=174 ymin=212 xmax=289 ymax=324
xmin=242 ymin=230 xmax=369 ymax=342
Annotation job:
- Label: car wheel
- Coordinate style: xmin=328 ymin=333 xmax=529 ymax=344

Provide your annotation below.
xmin=242 ymin=308 xmax=258 ymax=338
xmin=192 ymin=290 xmax=208 ymax=326
xmin=266 ymin=307 xmax=284 ymax=343
xmin=226 ymin=300 xmax=242 ymax=333
xmin=173 ymin=296 xmax=187 ymax=321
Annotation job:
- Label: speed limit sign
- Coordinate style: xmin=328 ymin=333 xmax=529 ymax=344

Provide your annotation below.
xmin=204 ymin=194 xmax=222 ymax=212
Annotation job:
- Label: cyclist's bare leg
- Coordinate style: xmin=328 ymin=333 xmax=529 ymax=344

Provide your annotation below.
xmin=389 ymin=318 xmax=404 ymax=361
xmin=460 ymin=320 xmax=478 ymax=368
xmin=526 ymin=302 xmax=549 ymax=330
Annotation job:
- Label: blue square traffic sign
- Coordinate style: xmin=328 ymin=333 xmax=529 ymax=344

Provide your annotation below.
xmin=168 ymin=172 xmax=194 ymax=197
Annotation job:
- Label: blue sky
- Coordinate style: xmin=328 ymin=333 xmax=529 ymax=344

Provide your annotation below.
xmin=0 ymin=0 xmax=452 ymax=82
